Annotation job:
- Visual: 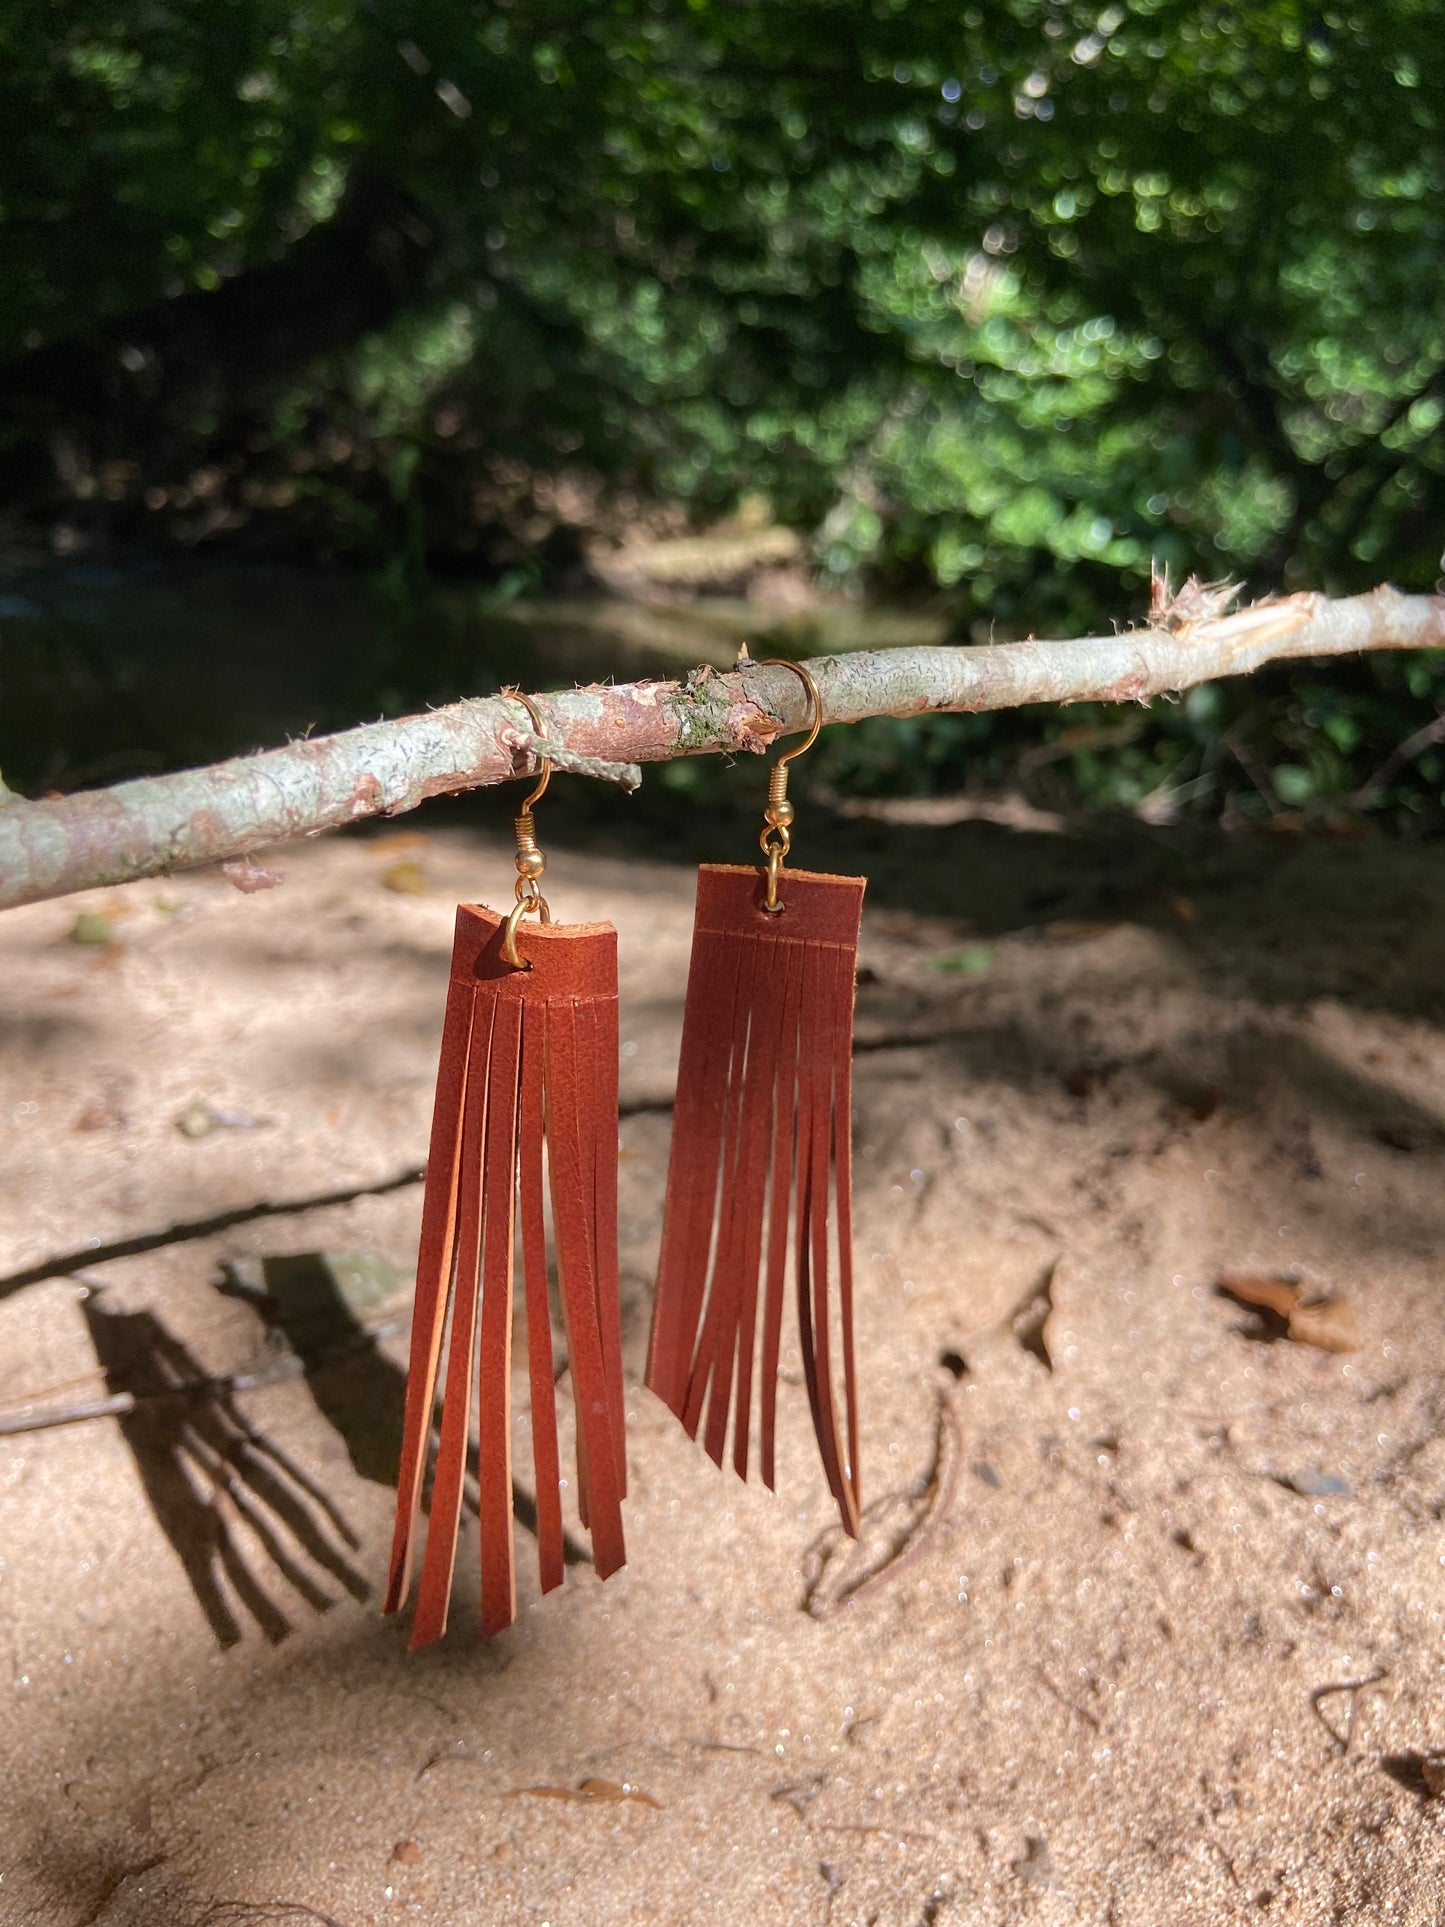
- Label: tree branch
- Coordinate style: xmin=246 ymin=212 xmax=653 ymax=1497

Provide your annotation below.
xmin=2 ymin=582 xmax=1442 ymax=912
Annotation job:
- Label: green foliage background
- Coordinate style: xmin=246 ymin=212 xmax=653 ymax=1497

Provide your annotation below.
xmin=3 ymin=1 xmax=1444 ymax=819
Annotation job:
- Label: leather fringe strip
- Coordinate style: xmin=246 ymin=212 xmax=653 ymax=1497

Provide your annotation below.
xmin=385 ymin=905 xmax=626 ymax=1647
xmin=646 ymin=864 xmax=865 ymax=1535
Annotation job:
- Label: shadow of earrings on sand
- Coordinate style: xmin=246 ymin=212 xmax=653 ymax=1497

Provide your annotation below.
xmin=79 ymin=1250 xmax=592 ymax=1650
xmin=81 ymin=1288 xmax=371 ymax=1649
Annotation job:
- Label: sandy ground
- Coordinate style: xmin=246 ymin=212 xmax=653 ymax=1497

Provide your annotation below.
xmin=2 ymin=801 xmax=1444 ymax=1926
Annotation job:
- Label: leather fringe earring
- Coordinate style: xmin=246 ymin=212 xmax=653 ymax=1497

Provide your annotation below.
xmin=647 ymin=660 xmax=866 ymax=1536
xmin=385 ymin=696 xmax=626 ymax=1648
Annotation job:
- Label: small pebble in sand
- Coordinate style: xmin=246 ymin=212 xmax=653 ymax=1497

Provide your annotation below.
xmin=381 ymin=859 xmax=428 ymax=895
xmin=174 ymin=1097 xmax=270 ymax=1137
xmin=390 ymin=1839 xmax=423 ymax=1865
xmin=69 ymin=912 xmax=114 ymax=945
xmin=1286 ymin=1469 xmax=1350 ymax=1499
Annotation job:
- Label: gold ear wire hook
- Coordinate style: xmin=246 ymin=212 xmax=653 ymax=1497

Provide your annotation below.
xmin=756 ymin=657 xmax=822 ymax=914
xmin=512 ymin=691 xmax=552 ymax=815
xmin=500 ymin=690 xmax=553 ymax=968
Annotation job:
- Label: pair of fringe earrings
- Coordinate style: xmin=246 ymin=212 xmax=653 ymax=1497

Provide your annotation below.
xmin=385 ymin=662 xmax=864 ymax=1648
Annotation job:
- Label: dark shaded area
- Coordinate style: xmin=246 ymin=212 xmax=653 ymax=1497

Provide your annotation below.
xmin=0 ymin=564 xmax=396 ymax=794
xmin=544 ymin=772 xmax=1445 ymax=1032
xmin=1009 ymin=1270 xmax=1055 ymax=1373
xmin=0 ymin=173 xmax=438 ymax=513
xmin=190 ymin=1904 xmax=351 ymax=1927
xmin=216 ymin=1251 xmax=592 ymax=1567
xmin=81 ymin=1291 xmax=369 ymax=1647
xmin=1215 ymin=1284 xmax=1293 ymax=1348
xmin=1380 ymin=1752 xmax=1445 ymax=1800
xmin=219 ymin=1252 xmax=406 ymax=1488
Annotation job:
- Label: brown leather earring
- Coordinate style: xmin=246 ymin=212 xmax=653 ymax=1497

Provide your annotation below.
xmin=646 ymin=659 xmax=865 ymax=1536
xmin=385 ymin=694 xmax=626 ymax=1647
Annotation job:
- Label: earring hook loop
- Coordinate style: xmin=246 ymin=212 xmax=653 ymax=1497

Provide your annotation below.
xmin=755 ymin=657 xmax=823 ymax=913
xmin=500 ymin=688 xmax=553 ymax=967
xmin=506 ymin=689 xmax=552 ymax=812
xmin=763 ymin=657 xmax=822 ymax=769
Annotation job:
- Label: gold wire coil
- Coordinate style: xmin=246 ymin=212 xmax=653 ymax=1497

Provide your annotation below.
xmin=755 ymin=658 xmax=821 ymax=914
xmin=514 ymin=808 xmax=546 ymax=885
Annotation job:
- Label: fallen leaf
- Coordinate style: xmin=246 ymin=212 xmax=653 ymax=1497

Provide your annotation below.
xmin=1219 ymin=1274 xmax=1360 ymax=1354
xmin=929 ymin=943 xmax=995 ymax=977
xmin=1220 ymin=1273 xmax=1298 ymax=1319
xmin=381 ymin=859 xmax=428 ymax=895
xmin=1286 ymin=1296 xmax=1360 ymax=1354
xmin=69 ymin=912 xmax=114 ymax=945
xmin=506 ymin=1780 xmax=662 ymax=1810
xmin=577 ymin=1778 xmax=662 ymax=1809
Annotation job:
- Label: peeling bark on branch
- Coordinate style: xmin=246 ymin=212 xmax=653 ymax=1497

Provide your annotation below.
xmin=2 ymin=583 xmax=1442 ymax=912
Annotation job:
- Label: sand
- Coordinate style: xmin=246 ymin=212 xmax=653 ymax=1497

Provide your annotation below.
xmin=2 ymin=803 xmax=1443 ymax=1926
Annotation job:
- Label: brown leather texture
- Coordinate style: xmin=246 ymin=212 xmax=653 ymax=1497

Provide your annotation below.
xmin=646 ymin=864 xmax=866 ymax=1536
xmin=384 ymin=904 xmax=626 ymax=1648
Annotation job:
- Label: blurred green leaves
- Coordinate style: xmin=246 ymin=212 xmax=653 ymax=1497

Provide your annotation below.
xmin=4 ymin=0 xmax=1445 ymax=817
xmin=929 ymin=943 xmax=996 ymax=977
xmin=7 ymin=1 xmax=1442 ymax=602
